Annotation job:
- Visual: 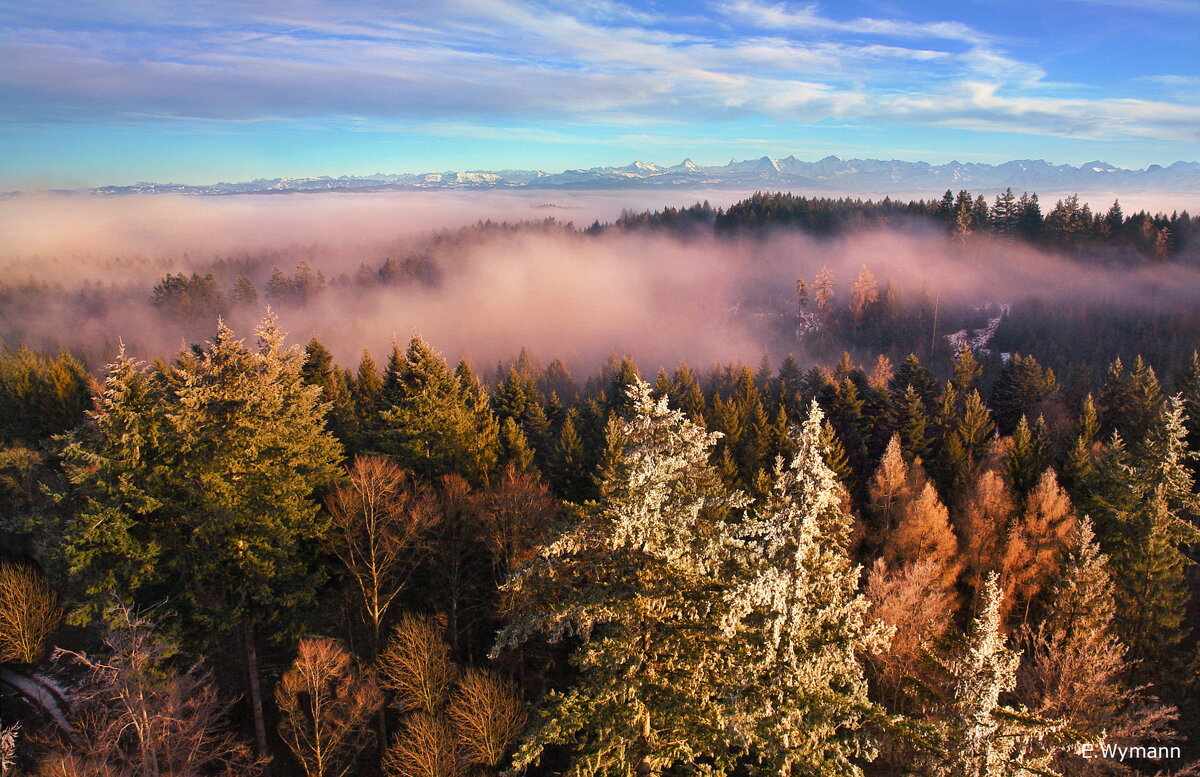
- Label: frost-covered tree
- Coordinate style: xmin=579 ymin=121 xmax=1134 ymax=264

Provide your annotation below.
xmin=723 ymin=400 xmax=885 ymax=776
xmin=493 ymin=378 xmax=747 ymax=777
xmin=933 ymin=574 xmax=1064 ymax=777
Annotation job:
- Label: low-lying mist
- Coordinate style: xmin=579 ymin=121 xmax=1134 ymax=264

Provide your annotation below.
xmin=2 ymin=191 xmax=1198 ymax=377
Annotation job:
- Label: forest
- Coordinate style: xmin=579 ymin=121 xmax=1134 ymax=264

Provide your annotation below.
xmin=2 ymin=188 xmax=1200 ymax=776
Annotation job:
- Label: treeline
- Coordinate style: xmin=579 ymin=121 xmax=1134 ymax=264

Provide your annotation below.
xmin=2 ymin=318 xmax=1200 ymax=775
xmin=708 ymin=189 xmax=1199 ymax=259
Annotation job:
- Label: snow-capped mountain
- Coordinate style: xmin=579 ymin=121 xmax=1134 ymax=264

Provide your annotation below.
xmin=82 ymin=156 xmax=1200 ymax=196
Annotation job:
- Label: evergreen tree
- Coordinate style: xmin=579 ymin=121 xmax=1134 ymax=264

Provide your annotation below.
xmin=303 ymin=336 xmax=357 ymax=448
xmin=378 ymin=336 xmax=498 ymax=485
xmin=989 ymin=355 xmax=1057 ymax=435
xmin=231 ymin=275 xmax=258 ymax=307
xmin=1175 ymin=351 xmax=1200 ymax=479
xmin=351 ymin=349 xmax=383 ymax=449
xmin=893 ymin=385 xmax=931 ymax=460
xmin=933 ymin=574 xmax=1063 ymax=777
xmin=952 ymin=345 xmax=983 ymax=395
xmin=62 ymin=317 xmax=344 ymax=760
xmin=494 ymin=379 xmax=748 ymax=777
xmin=723 ymin=401 xmax=884 ymax=775
xmin=1004 ymin=415 xmax=1048 ymax=500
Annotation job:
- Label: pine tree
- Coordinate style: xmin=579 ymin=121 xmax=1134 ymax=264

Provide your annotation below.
xmin=723 ymin=401 xmax=884 ymax=776
xmin=494 ymin=379 xmax=749 ymax=777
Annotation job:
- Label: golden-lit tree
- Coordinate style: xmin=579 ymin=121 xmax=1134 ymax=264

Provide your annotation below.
xmin=888 ymin=480 xmax=960 ymax=587
xmin=382 ymin=713 xmax=462 ymax=777
xmin=864 ymin=557 xmax=957 ymax=713
xmin=445 ymin=668 xmax=526 ymax=768
xmin=1001 ymin=470 xmax=1077 ymax=626
xmin=378 ymin=613 xmax=457 ymax=716
xmin=0 ymin=560 xmax=62 ymax=665
xmin=327 ymin=455 xmax=436 ymax=658
xmin=275 ymin=638 xmax=382 ymax=777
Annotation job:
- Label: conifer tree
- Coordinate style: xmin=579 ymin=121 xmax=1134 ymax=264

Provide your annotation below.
xmin=498 ymin=417 xmax=536 ymax=475
xmin=494 ymin=379 xmax=748 ymax=777
xmin=1016 ymin=518 xmax=1179 ymax=777
xmin=378 ymin=336 xmax=499 ymax=485
xmin=1004 ymin=415 xmax=1048 ymax=500
xmin=952 ymin=344 xmax=982 ymax=395
xmin=723 ymin=401 xmax=884 ymax=776
xmin=1001 ymin=470 xmax=1077 ymax=627
xmin=933 ymin=574 xmax=1063 ymax=777
xmin=814 ymin=265 xmax=837 ymax=312
xmin=63 ymin=316 xmax=344 ymax=760
xmin=1175 ymin=351 xmax=1200 ymax=478
xmin=889 ymin=354 xmax=938 ymax=411
xmin=888 ymin=480 xmax=960 ymax=589
xmin=893 ymin=385 xmax=931 ymax=460
xmin=1060 ymin=395 xmax=1099 ymax=497
xmin=351 ymin=349 xmax=383 ymax=448
xmin=670 ymin=362 xmax=707 ymax=423
xmin=990 ymin=355 xmax=1057 ymax=435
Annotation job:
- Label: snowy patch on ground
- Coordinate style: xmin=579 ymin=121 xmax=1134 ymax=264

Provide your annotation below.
xmin=796 ymin=310 xmax=821 ymax=339
xmin=946 ymin=303 xmax=1010 ymax=356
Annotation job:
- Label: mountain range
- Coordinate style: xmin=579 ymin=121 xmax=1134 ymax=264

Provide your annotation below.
xmin=84 ymin=156 xmax=1200 ymax=197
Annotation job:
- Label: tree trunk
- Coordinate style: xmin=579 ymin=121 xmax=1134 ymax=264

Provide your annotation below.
xmin=243 ymin=620 xmax=271 ymax=773
xmin=635 ymin=709 xmax=652 ymax=777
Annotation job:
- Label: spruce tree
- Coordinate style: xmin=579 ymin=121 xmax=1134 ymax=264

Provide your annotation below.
xmin=724 ymin=400 xmax=884 ymax=776
xmin=378 ymin=336 xmax=498 ymax=485
xmin=494 ymin=379 xmax=748 ymax=777
xmin=934 ymin=574 xmax=1063 ymax=777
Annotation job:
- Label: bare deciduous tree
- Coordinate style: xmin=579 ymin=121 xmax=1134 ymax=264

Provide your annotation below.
xmin=378 ymin=614 xmax=456 ymax=716
xmin=0 ymin=560 xmax=62 ymax=665
xmin=381 ymin=713 xmax=463 ymax=777
xmin=445 ymin=668 xmax=526 ymax=769
xmin=327 ymin=456 xmax=436 ymax=658
xmin=474 ymin=464 xmax=557 ymax=590
xmin=42 ymin=605 xmax=261 ymax=777
xmin=275 ymin=638 xmax=382 ymax=777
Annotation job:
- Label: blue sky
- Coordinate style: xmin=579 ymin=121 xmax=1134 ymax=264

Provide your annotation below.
xmin=2 ymin=0 xmax=1198 ymax=187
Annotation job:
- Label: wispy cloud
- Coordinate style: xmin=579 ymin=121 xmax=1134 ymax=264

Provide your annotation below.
xmin=0 ymin=0 xmax=1196 ymax=148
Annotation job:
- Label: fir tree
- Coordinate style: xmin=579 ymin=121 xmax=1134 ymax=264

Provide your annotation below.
xmin=494 ymin=379 xmax=748 ymax=777
xmin=934 ymin=574 xmax=1063 ymax=777
xmin=724 ymin=401 xmax=885 ymax=776
xmin=63 ymin=317 xmax=344 ymax=760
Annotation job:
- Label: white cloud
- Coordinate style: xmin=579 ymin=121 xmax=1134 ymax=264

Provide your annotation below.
xmin=0 ymin=0 xmax=1196 ymax=148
